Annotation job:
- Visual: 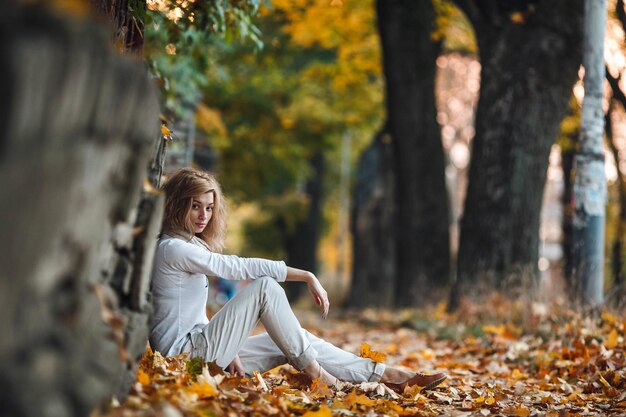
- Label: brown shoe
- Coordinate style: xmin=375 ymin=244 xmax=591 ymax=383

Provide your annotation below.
xmin=385 ymin=372 xmax=447 ymax=393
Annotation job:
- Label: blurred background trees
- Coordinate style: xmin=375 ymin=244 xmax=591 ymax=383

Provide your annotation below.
xmin=142 ymin=0 xmax=626 ymax=311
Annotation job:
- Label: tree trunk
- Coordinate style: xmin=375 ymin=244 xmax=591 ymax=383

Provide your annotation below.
xmin=605 ymin=101 xmax=626 ymax=305
xmin=377 ymin=0 xmax=450 ymax=307
xmin=284 ymin=151 xmax=325 ymax=301
xmin=571 ymin=0 xmax=608 ymax=307
xmin=348 ymin=128 xmax=396 ymax=308
xmin=0 ymin=6 xmax=161 ymax=417
xmin=560 ymin=110 xmax=579 ymax=287
xmin=89 ymin=0 xmax=145 ymax=54
xmin=450 ymin=0 xmax=583 ymax=309
xmin=606 ymin=0 xmax=626 ymax=307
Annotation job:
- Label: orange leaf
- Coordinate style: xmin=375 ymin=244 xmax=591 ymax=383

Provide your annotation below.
xmin=502 ymin=405 xmax=531 ymax=416
xmin=188 ymin=381 xmax=217 ymax=398
xmin=302 ymin=404 xmax=332 ymax=417
xmin=359 ymin=343 xmax=387 ymax=363
xmin=344 ymin=390 xmax=376 ymax=407
xmin=606 ymin=329 xmax=619 ymax=349
xmin=310 ymin=378 xmax=333 ymax=398
xmin=137 ymin=369 xmax=150 ymax=386
xmin=482 ymin=324 xmax=505 ymax=335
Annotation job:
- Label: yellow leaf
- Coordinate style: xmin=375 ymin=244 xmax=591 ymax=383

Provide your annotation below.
xmin=511 ymin=369 xmax=527 ymax=380
xmin=485 ymin=396 xmax=495 ymax=405
xmin=359 ymin=343 xmax=387 ymax=363
xmin=606 ymin=329 xmax=619 ymax=349
xmin=302 ymin=404 xmax=332 ymax=417
xmin=602 ymin=311 xmax=619 ymax=325
xmin=330 ymin=0 xmax=343 ymax=6
xmin=475 ymin=396 xmax=485 ymax=403
xmin=188 ymin=381 xmax=217 ymax=398
xmin=482 ymin=324 xmax=505 ymax=335
xmin=161 ymin=124 xmax=171 ymax=137
xmin=136 ymin=369 xmax=150 ymax=385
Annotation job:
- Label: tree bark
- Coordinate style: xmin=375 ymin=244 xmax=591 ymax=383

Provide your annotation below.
xmin=604 ymin=101 xmax=626 ymax=304
xmin=377 ymin=0 xmax=450 ymax=307
xmin=0 ymin=6 xmax=160 ymax=417
xmin=90 ymin=0 xmax=145 ymax=54
xmin=348 ymin=128 xmax=396 ymax=308
xmin=450 ymin=0 xmax=583 ymax=309
xmin=560 ymin=103 xmax=579 ymax=288
xmin=571 ymin=0 xmax=608 ymax=307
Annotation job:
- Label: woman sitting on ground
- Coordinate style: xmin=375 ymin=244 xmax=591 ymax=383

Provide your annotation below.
xmin=149 ymin=167 xmax=446 ymax=391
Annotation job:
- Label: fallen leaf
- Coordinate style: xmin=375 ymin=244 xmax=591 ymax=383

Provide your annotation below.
xmin=302 ymin=404 xmax=332 ymax=417
xmin=605 ymin=329 xmax=619 ymax=349
xmin=359 ymin=342 xmax=387 ymax=363
xmin=343 ymin=390 xmax=375 ymax=407
xmin=310 ymin=379 xmax=333 ymax=398
xmin=254 ymin=371 xmax=269 ymax=391
xmin=137 ymin=369 xmax=150 ymax=386
xmin=187 ymin=381 xmax=217 ymax=399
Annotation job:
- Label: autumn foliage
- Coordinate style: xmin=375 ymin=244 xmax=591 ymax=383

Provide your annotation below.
xmin=94 ymin=296 xmax=626 ymax=416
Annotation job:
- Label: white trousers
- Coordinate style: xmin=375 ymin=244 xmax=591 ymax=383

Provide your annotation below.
xmin=182 ymin=277 xmax=385 ymax=383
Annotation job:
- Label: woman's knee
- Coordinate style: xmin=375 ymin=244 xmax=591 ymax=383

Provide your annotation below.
xmin=248 ymin=276 xmax=285 ymax=297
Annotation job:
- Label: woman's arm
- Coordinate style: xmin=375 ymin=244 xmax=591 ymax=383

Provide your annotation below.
xmin=285 ymin=267 xmax=330 ymax=318
xmin=165 ymin=239 xmax=287 ymax=281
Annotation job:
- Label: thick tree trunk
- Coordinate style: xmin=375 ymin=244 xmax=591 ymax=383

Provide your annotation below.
xmin=0 ymin=6 xmax=160 ymax=417
xmin=377 ymin=0 xmax=450 ymax=307
xmin=348 ymin=129 xmax=396 ymax=308
xmin=450 ymin=0 xmax=583 ymax=308
xmin=284 ymin=151 xmax=325 ymax=301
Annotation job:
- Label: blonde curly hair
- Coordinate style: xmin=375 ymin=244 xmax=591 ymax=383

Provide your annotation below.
xmin=162 ymin=167 xmax=227 ymax=252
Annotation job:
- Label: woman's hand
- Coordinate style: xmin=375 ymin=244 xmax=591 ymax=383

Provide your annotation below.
xmin=306 ymin=273 xmax=330 ymax=319
xmin=285 ymin=267 xmax=330 ymax=318
xmin=227 ymin=355 xmax=245 ymax=377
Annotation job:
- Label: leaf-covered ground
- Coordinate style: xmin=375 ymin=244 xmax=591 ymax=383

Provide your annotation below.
xmin=95 ymin=296 xmax=626 ymax=416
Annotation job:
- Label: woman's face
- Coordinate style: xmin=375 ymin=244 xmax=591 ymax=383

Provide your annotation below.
xmin=189 ymin=192 xmax=214 ymax=233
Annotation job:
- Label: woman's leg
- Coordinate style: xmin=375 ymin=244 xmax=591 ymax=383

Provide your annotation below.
xmin=237 ymin=330 xmax=445 ymax=390
xmin=192 ymin=277 xmax=316 ymax=371
xmin=237 ymin=331 xmax=385 ymax=383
